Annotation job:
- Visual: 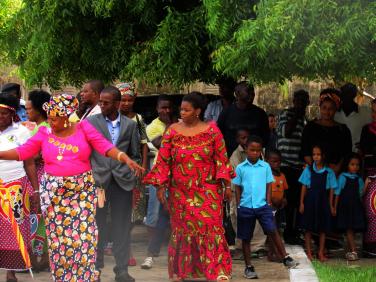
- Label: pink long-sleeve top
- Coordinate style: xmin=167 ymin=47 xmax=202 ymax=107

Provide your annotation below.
xmin=17 ymin=120 xmax=114 ymax=176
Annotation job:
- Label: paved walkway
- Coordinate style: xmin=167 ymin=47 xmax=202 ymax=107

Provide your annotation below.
xmin=0 ymin=225 xmax=290 ymax=282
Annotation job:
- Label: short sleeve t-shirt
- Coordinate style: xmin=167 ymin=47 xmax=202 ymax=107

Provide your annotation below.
xmin=271 ymin=173 xmax=288 ymax=202
xmin=0 ymin=123 xmax=31 ymax=182
xmin=232 ymin=159 xmax=274 ymax=208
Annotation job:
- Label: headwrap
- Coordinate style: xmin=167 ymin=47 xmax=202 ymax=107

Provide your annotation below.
xmin=42 ymin=94 xmax=79 ymax=117
xmin=0 ymin=104 xmax=21 ymax=122
xmin=116 ymin=82 xmax=136 ymax=97
xmin=319 ymin=93 xmax=341 ymax=110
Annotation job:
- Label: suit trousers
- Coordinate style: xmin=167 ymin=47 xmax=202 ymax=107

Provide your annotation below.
xmin=96 ymin=178 xmax=133 ymax=274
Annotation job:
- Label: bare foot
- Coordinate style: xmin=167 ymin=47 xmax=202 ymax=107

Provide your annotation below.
xmin=318 ymin=253 xmax=328 ymax=262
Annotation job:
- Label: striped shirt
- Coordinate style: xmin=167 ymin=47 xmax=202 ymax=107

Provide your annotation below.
xmin=277 ymin=108 xmax=307 ymax=168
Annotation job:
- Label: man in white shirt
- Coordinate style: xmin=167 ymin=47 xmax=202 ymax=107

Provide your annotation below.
xmin=80 ymin=80 xmax=104 ymax=120
xmin=335 ymin=83 xmax=371 ymax=151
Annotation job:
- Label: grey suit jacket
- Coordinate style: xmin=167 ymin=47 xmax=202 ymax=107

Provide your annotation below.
xmin=87 ymin=113 xmax=141 ymax=191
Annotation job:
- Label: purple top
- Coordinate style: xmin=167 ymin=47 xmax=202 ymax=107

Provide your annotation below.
xmin=17 ymin=120 xmax=114 ymax=176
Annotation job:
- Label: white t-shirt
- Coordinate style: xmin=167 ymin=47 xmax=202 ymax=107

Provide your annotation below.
xmin=334 ymin=106 xmax=372 ymax=151
xmin=0 ymin=123 xmax=31 ymax=182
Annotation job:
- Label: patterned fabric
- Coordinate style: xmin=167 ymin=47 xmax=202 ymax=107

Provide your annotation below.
xmin=41 ymin=171 xmax=99 ymax=281
xmin=0 ymin=177 xmax=32 ymax=270
xmin=319 ymin=93 xmax=341 ymax=109
xmin=364 ymin=175 xmax=376 ymax=257
xmin=144 ymin=122 xmax=234 ymax=281
xmin=43 ymin=94 xmax=79 ymax=117
xmin=116 ymin=82 xmax=136 ymax=97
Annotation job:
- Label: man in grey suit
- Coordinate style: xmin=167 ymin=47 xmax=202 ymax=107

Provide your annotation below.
xmin=88 ymin=86 xmax=140 ymax=282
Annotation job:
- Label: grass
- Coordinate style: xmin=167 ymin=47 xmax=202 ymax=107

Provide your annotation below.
xmin=312 ymin=261 xmax=376 ymax=282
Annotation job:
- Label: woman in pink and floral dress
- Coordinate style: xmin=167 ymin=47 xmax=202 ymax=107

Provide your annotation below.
xmin=0 ymin=94 xmax=143 ymax=282
xmin=144 ymin=92 xmax=234 ymax=282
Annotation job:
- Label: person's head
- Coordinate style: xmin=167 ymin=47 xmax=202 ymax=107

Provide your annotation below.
xmin=181 ymin=92 xmax=206 ymax=123
xmin=312 ymin=145 xmax=325 ymax=166
xmin=81 ymin=80 xmax=104 ymax=107
xmin=43 ymin=94 xmax=79 ymax=133
xmin=156 ymin=94 xmax=173 ymax=122
xmin=268 ymin=114 xmax=276 ymax=130
xmin=217 ymin=77 xmax=236 ymax=101
xmin=99 ymin=86 xmax=121 ymax=117
xmin=26 ymin=89 xmax=51 ymax=122
xmin=293 ymin=89 xmax=310 ymax=116
xmin=340 ymin=83 xmax=357 ymax=107
xmin=0 ymin=92 xmax=19 ymax=130
xmin=236 ymin=128 xmax=250 ymax=148
xmin=245 ymin=135 xmax=263 ymax=163
xmin=1 ymin=83 xmax=21 ymax=100
xmin=342 ymin=153 xmax=362 ymax=174
xmin=319 ymin=88 xmax=341 ymax=121
xmin=117 ymin=82 xmax=136 ymax=115
xmin=371 ymin=99 xmax=376 ymax=122
xmin=234 ymin=81 xmax=255 ymax=105
xmin=266 ymin=149 xmax=282 ymax=173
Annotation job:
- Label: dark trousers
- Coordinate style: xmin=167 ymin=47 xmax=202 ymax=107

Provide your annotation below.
xmin=147 ymin=207 xmax=170 ymax=256
xmin=281 ymin=166 xmax=303 ymax=241
xmin=96 ymin=178 xmax=133 ymax=275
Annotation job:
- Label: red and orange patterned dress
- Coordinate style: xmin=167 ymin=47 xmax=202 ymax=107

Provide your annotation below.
xmin=144 ymin=122 xmax=234 ymax=281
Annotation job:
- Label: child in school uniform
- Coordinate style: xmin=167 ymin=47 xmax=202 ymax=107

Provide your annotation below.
xmin=266 ymin=149 xmax=288 ymax=262
xmin=232 ymin=135 xmax=298 ymax=279
xmin=230 ymin=128 xmax=267 ymax=255
xmin=334 ymin=153 xmax=365 ymax=261
xmin=299 ymin=145 xmax=337 ymax=262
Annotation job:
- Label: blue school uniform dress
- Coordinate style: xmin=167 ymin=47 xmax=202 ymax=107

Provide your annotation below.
xmin=298 ymin=164 xmax=337 ymax=232
xmin=335 ymin=173 xmax=365 ymax=232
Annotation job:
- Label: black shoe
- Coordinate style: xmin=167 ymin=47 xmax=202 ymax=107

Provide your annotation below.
xmin=115 ymin=271 xmax=135 ymax=282
xmin=283 ymin=256 xmax=299 ymax=268
xmin=244 ymin=265 xmax=258 ymax=279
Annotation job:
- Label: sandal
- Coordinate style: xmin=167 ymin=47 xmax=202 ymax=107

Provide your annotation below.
xmin=217 ymin=274 xmax=230 ymax=281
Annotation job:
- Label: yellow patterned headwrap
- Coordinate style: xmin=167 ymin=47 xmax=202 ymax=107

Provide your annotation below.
xmin=43 ymin=94 xmax=79 ymax=117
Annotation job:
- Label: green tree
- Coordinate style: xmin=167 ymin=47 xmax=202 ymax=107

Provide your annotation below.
xmin=1 ymin=0 xmax=255 ymax=88
xmin=209 ymin=0 xmax=376 ymax=84
xmin=2 ymin=0 xmax=375 ymax=88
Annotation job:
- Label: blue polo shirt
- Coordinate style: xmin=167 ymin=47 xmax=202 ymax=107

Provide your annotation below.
xmin=232 ymin=159 xmax=274 ymax=209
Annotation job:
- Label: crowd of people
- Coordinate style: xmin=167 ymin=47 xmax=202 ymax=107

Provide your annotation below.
xmin=0 ymin=80 xmax=375 ymax=282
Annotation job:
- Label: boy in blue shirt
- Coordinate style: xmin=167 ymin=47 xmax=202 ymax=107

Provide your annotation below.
xmin=232 ymin=135 xmax=298 ymax=279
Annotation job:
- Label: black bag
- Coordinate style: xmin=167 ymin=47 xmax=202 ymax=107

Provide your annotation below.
xmin=223 ymin=202 xmax=236 ymax=246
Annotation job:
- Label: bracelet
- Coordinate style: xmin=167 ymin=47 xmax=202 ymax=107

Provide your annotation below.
xmin=117 ymin=151 xmax=125 ymax=162
xmin=33 ymin=190 xmax=40 ymax=194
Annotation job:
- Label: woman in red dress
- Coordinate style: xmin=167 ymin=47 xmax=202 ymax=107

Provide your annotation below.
xmin=144 ymin=92 xmax=234 ymax=282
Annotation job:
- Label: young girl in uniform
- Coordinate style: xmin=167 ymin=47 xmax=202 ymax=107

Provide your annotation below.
xmin=299 ymin=145 xmax=337 ymax=261
xmin=334 ymin=153 xmax=365 ymax=261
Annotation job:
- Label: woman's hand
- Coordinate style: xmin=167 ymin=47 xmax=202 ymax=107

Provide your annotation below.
xmin=30 ymin=192 xmax=40 ymax=212
xmin=124 ymin=157 xmax=145 ymax=177
xmin=157 ymin=187 xmax=168 ymax=210
xmin=224 ymin=188 xmax=232 ymax=202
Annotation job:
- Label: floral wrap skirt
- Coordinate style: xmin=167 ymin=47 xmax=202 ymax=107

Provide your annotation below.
xmin=41 ymin=170 xmax=99 ymax=282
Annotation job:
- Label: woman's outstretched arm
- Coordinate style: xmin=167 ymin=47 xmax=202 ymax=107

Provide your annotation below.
xmin=0 ymin=149 xmax=20 ymax=161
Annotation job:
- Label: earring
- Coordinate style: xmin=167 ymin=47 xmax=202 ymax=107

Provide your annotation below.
xmin=64 ymin=120 xmax=68 ymax=128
